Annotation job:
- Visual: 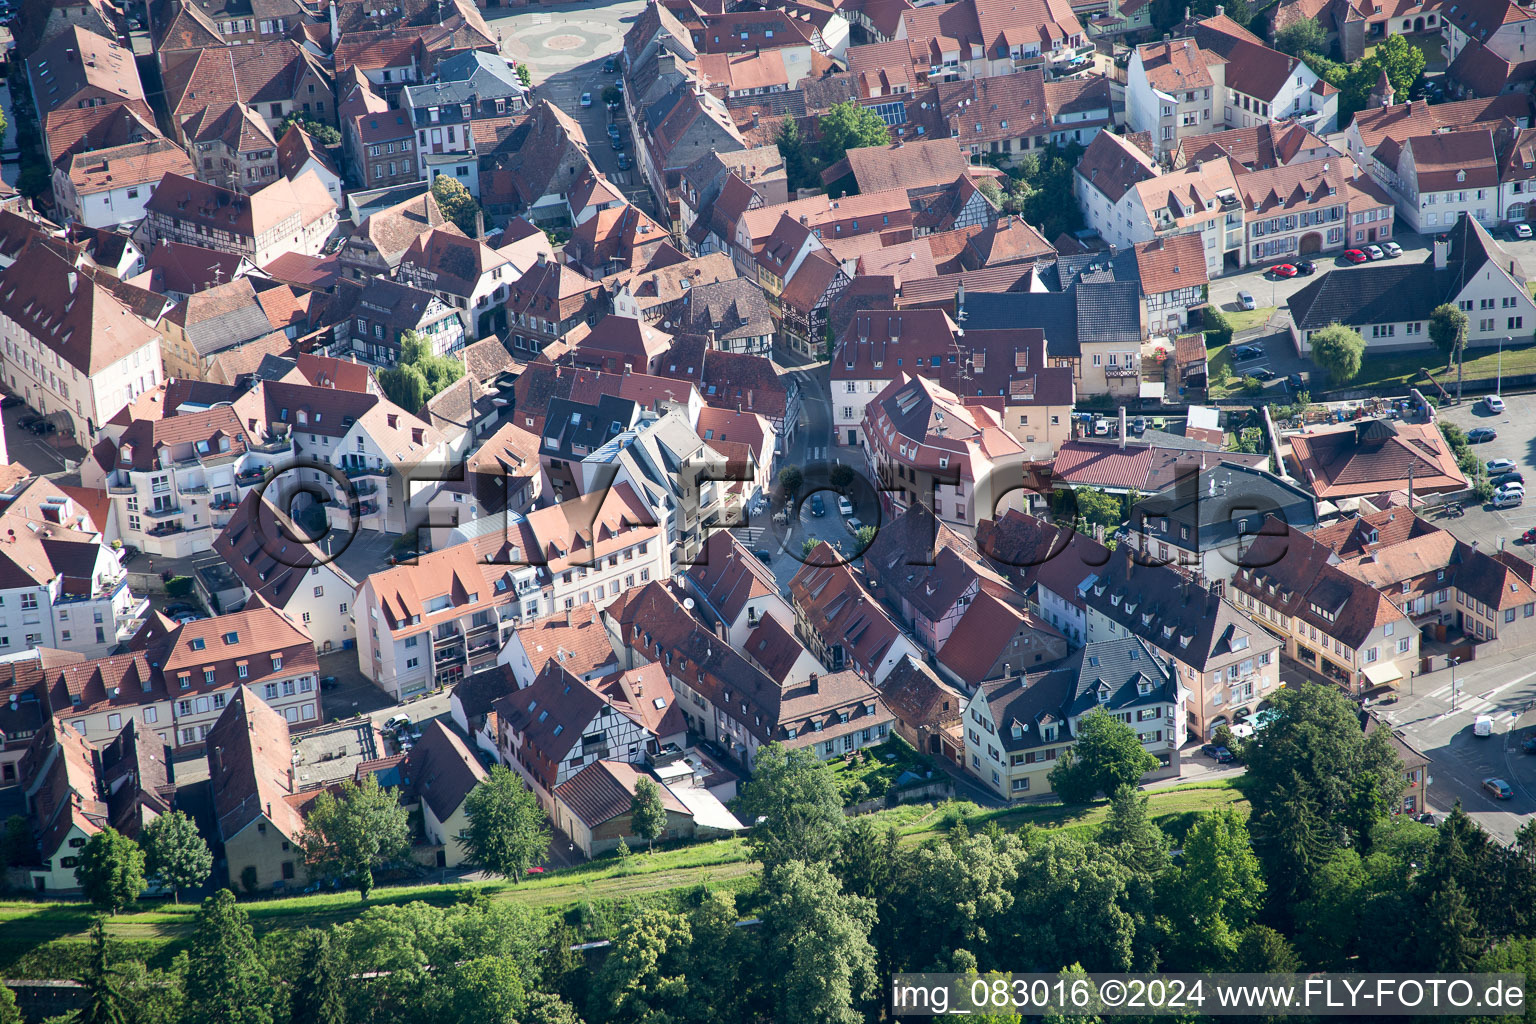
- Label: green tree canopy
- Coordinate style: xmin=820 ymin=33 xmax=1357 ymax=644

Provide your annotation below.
xmin=1245 ymin=683 xmax=1404 ymax=917
xmin=431 ymin=173 xmax=482 ymax=236
xmin=1097 ymin=786 xmax=1171 ymax=880
xmin=2 ymin=814 xmax=30 ymax=867
xmin=1309 ymin=323 xmax=1367 ymax=385
xmin=378 ymin=330 xmax=465 ymax=412
xmin=75 ymin=828 xmax=145 ymax=915
xmin=596 ymin=908 xmax=694 ymax=1024
xmin=75 ymin=920 xmax=129 ymax=1024
xmin=737 ymin=743 xmax=847 ymax=869
xmin=185 ymin=891 xmax=274 ymax=1024
xmin=1046 ymin=710 xmax=1159 ymax=804
xmin=0 ymin=981 xmax=17 ymax=1024
xmin=1430 ymin=303 xmax=1470 ymax=365
xmin=760 ymin=861 xmax=878 ymax=1024
xmin=1165 ymin=807 xmax=1266 ymax=966
xmin=629 ymin=776 xmax=668 ymax=853
xmin=457 ymin=765 xmax=552 ymax=882
xmin=1370 ymin=32 xmax=1427 ymax=96
xmin=299 ymin=773 xmax=411 ymax=899
xmin=817 ymin=101 xmax=891 ymax=166
xmin=278 ymin=112 xmax=341 ymax=147
xmin=1274 ymin=16 xmax=1326 ymax=55
xmin=289 ymin=931 xmax=346 ymax=1024
xmin=140 ymin=810 xmax=212 ymax=904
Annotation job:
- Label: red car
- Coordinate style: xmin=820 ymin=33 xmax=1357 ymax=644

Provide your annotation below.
xmin=1343 ymin=249 xmax=1369 ymax=264
xmin=1522 ymin=528 xmax=1536 ymax=544
xmin=1271 ymin=263 xmax=1298 ymax=278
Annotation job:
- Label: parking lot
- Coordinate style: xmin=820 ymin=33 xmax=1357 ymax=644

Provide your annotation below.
xmin=1437 ymin=397 xmax=1536 ymax=549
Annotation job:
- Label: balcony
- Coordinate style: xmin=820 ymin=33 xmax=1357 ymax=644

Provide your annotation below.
xmin=210 ymin=499 xmax=241 ymax=512
xmin=179 ymin=483 xmax=208 ymax=495
xmin=235 ymin=468 xmax=270 ymax=486
xmin=468 ymin=631 xmax=499 ymax=654
xmin=433 ymin=630 xmax=462 ymax=648
xmin=357 ymin=500 xmax=381 ymax=517
xmin=107 ymin=482 xmax=135 ymax=495
xmin=144 ymin=504 xmax=184 ymax=520
xmin=146 ymin=522 xmax=185 ymax=538
xmin=343 ymin=464 xmax=389 ymax=479
xmin=352 ymin=480 xmax=378 ymax=497
xmin=249 ymin=437 xmax=291 ymax=454
xmin=1104 ymin=365 xmax=1140 ymax=379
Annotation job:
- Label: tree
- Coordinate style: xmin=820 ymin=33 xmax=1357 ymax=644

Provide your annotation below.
xmin=140 ymin=810 xmax=212 ymax=904
xmin=1166 ymin=807 xmax=1266 ymax=965
xmin=1047 ymin=710 xmax=1159 ymax=804
xmin=777 ymin=117 xmax=818 ymax=193
xmin=601 ymin=85 xmax=621 ymax=106
xmin=1309 ymin=323 xmax=1366 ymax=385
xmin=828 ymin=463 xmax=855 ymax=490
xmin=185 ymin=891 xmax=274 ymax=1024
xmin=514 ymin=63 xmax=532 ymax=88
xmin=596 ymin=909 xmax=693 ymax=1024
xmin=75 ymin=920 xmax=129 ymax=1024
xmin=444 ymin=956 xmax=527 ymax=1024
xmin=2 ymin=815 xmax=30 ymax=867
xmin=75 ymin=828 xmax=145 ymax=915
xmin=760 ymin=861 xmax=878 ymax=1024
xmin=854 ymin=524 xmax=878 ymax=550
xmin=1064 ymin=487 xmax=1123 ymax=532
xmin=278 ymin=112 xmax=340 ymax=147
xmin=1430 ymin=303 xmax=1470 ymax=368
xmin=431 ymin=173 xmax=482 ymax=236
xmin=1417 ymin=880 xmax=1485 ymax=970
xmin=289 ymin=931 xmax=346 ymax=1024
xmin=1097 ymin=786 xmax=1171 ymax=880
xmin=817 ymin=101 xmax=891 ymax=166
xmin=1370 ymin=32 xmax=1427 ymax=96
xmin=378 ymin=330 xmax=465 ymax=412
xmin=1232 ymin=924 xmax=1300 ymax=973
xmin=778 ymin=464 xmax=803 ymax=496
xmin=457 ymin=765 xmax=552 ymax=882
xmin=1244 ymin=683 xmax=1404 ymax=916
xmin=1274 ymin=16 xmax=1326 ymax=55
xmin=737 ymin=742 xmax=847 ymax=869
xmin=0 ymin=981 xmax=17 ymax=1024
xmin=629 ymin=776 xmax=668 ymax=853
xmin=299 ymin=773 xmax=411 ymax=899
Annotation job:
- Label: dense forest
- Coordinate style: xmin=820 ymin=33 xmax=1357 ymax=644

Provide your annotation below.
xmin=14 ymin=682 xmax=1536 ymax=1024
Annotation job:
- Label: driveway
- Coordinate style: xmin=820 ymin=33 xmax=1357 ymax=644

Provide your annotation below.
xmin=0 ymin=402 xmax=85 ymax=475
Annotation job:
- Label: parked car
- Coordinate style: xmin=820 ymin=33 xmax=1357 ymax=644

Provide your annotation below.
xmin=1521 ymin=528 xmax=1536 ymax=545
xmin=1233 ymin=344 xmax=1263 ymax=361
xmin=1468 ymin=427 xmax=1498 ymax=442
xmin=28 ymin=421 xmax=55 ymax=434
xmin=1286 ymin=373 xmax=1306 ymax=391
xmin=1093 ymin=416 xmax=1110 ymax=435
xmin=1294 ymin=260 xmax=1316 ymax=275
xmin=1364 ymin=244 xmax=1386 ymax=260
xmin=0 ymin=395 xmax=22 ymax=409
xmin=1382 ymin=241 xmax=1403 ymax=257
xmin=845 ymin=516 xmax=865 ymax=536
xmin=1522 ymin=735 xmax=1536 ymax=753
xmin=1416 ymin=812 xmax=1440 ymax=826
xmin=580 ymin=92 xmax=593 ymax=107
xmin=1497 ymin=471 xmax=1526 ymax=487
xmin=837 ymin=495 xmax=854 ymax=517
xmin=1487 ymin=458 xmax=1517 ymax=474
xmin=1518 ymin=223 xmax=1534 ymax=240
xmin=1483 ymin=777 xmax=1514 ymax=800
xmin=1200 ymin=744 xmax=1235 ymax=763
xmin=753 ymin=548 xmax=773 ymax=565
xmin=1495 ymin=484 xmax=1526 ymax=502
xmin=1251 ymin=368 xmax=1277 ymax=381
xmin=1270 ymin=263 xmax=1297 ymax=278
xmin=606 ymin=123 xmax=621 ymax=140
xmin=1493 ymin=490 xmax=1525 ymax=509
xmin=809 ymin=493 xmax=826 ymax=517
xmin=1343 ymin=248 xmax=1369 ymax=264
xmin=1132 ymin=415 xmax=1146 ymax=435
xmin=1485 ymin=393 xmax=1507 ymax=413
xmin=384 ymin=714 xmax=412 ymax=732
xmin=603 ymin=57 xmax=617 ymax=73
xmin=616 ymin=153 xmax=631 ymax=171
xmin=1237 ymin=290 xmax=1256 ymax=310
xmin=610 ymin=135 xmax=626 ymax=151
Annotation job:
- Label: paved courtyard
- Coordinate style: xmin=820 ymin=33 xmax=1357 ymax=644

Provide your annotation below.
xmin=1436 ymin=396 xmax=1536 ymax=549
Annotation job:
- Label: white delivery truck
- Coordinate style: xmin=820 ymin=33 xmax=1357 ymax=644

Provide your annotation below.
xmin=1474 ymin=714 xmax=1494 ymax=737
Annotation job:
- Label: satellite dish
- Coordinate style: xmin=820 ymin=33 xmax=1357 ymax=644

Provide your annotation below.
xmin=683 ymin=597 xmax=695 ymax=610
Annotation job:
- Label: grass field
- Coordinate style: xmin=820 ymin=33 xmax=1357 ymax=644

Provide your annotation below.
xmin=1355 ymin=343 xmax=1536 ymax=392
xmin=0 ymin=781 xmax=1245 ymax=979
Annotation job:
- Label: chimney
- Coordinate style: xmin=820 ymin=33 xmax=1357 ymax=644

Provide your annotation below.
xmin=808 ymin=672 xmax=819 ymax=694
xmin=1118 ymin=406 xmax=1127 ymax=449
xmin=1433 ymin=234 xmax=1450 ymax=270
xmin=752 ymin=111 xmax=760 ymax=128
xmin=473 ymin=207 xmax=485 ymax=239
xmin=537 ymin=250 xmax=548 ymax=265
xmin=1215 ymin=3 xmax=1224 ymax=13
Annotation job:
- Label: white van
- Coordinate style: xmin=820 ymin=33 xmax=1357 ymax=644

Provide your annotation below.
xmin=1474 ymin=714 xmax=1494 ymax=738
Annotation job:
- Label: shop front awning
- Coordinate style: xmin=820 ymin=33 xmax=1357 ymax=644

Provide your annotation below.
xmin=1363 ymin=663 xmax=1404 ymax=687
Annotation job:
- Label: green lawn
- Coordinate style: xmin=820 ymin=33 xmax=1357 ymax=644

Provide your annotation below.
xmin=1364 ymin=36 xmax=1443 ymax=67
xmin=0 ymin=781 xmax=1245 ymax=979
xmin=1353 ymin=342 xmax=1536 ymax=391
xmin=1225 ymin=306 xmax=1277 ymax=334
xmin=827 ymin=735 xmax=935 ymax=803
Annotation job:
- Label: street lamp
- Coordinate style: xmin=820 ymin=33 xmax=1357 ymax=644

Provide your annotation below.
xmin=1450 ymin=656 xmax=1463 ymax=711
